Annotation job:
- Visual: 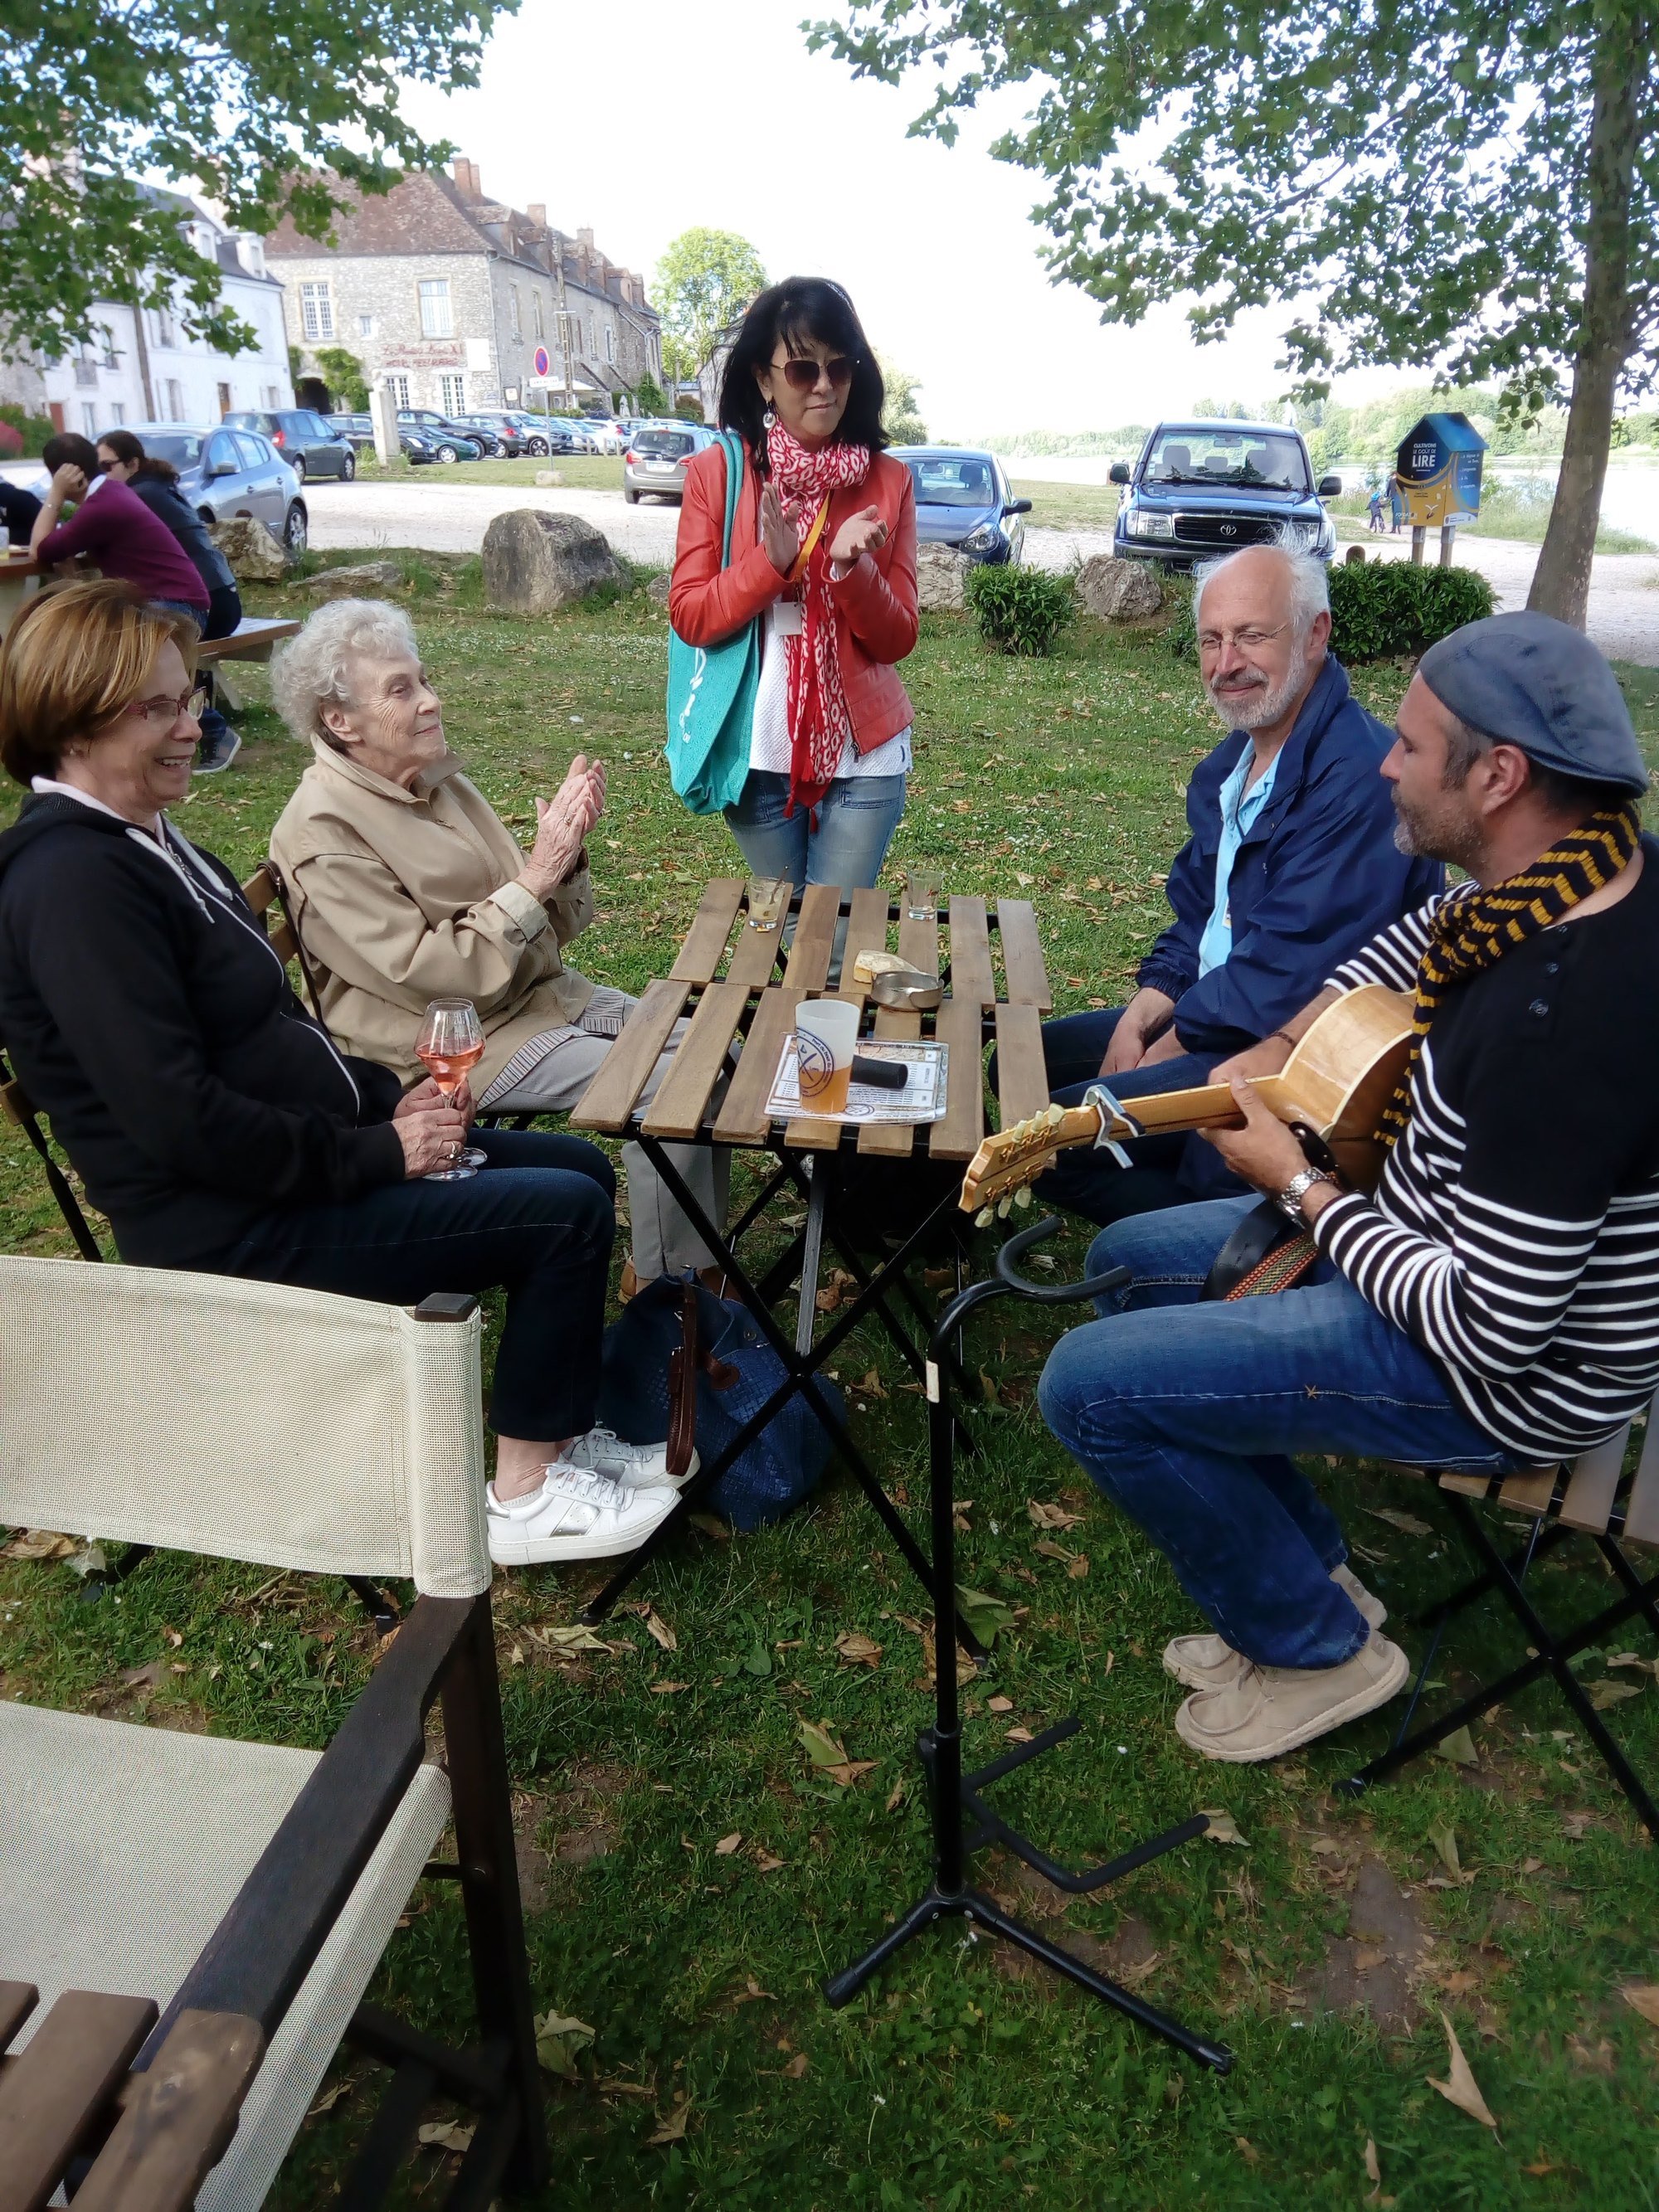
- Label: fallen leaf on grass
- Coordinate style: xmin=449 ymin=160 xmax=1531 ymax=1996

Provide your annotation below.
xmin=955 ymin=1587 xmax=1018 ymax=1646
xmin=753 ymin=1850 xmax=786 ymax=1874
xmin=1066 ymin=1553 xmax=1090 ymax=1580
xmin=1429 ymin=1822 xmax=1463 ymax=1881
xmin=1622 ymin=1985 xmax=1659 ymax=2027
xmin=713 ymin=1831 xmax=742 ymax=1856
xmin=418 ymin=2121 xmax=475 ymax=2155
xmin=1027 ymin=1500 xmax=1084 ymax=1532
xmin=307 ymin=2081 xmax=351 ymax=2117
xmin=1561 ymin=1811 xmax=1599 ymax=1839
xmin=647 ymin=2100 xmax=691 ymax=2146
xmin=2 ymin=1529 xmax=77 ymax=1561
xmin=534 ymin=2010 xmax=596 ymax=2078
xmin=119 ymin=1659 xmax=168 ymax=1690
xmin=1607 ymin=1651 xmax=1659 ymax=1676
xmin=688 ymin=1511 xmax=730 ymax=1542
xmin=733 ymin=1976 xmax=775 ymax=2004
xmin=1364 ymin=1505 xmax=1433 ymax=1539
xmin=1234 ymin=2136 xmax=1260 ymax=2165
xmin=1033 ymin=1539 xmax=1079 ymax=1563
xmin=66 ymin=1544 xmax=108 ymax=1579
xmin=827 ymin=1760 xmax=878 ymax=1787
xmin=1005 ymin=1727 xmax=1034 ymax=1743
xmin=1199 ymin=1809 xmax=1249 ymax=1847
xmin=852 ymin=1368 xmax=888 ymax=1400
xmin=649 ymin=1681 xmax=688 ymax=1694
xmin=834 ymin=1631 xmax=883 ymax=1668
xmin=534 ymin=1623 xmax=611 ymax=1655
xmin=1431 ymin=1724 xmax=1478 ymax=1767
xmin=885 ymin=1777 xmax=908 ymax=1812
xmin=781 ymin=2051 xmax=810 ymax=2078
xmin=986 ymin=1694 xmax=1014 ymax=1714
xmin=1589 ymin=1679 xmax=1641 ymax=1709
xmin=798 ymin=1719 xmax=848 ymax=1768
xmin=644 ymin=1611 xmax=678 ymax=1653
xmin=1428 ymin=2010 xmax=1497 ymax=2129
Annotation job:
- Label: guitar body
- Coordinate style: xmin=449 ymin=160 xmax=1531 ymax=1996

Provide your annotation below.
xmin=961 ymin=985 xmax=1416 ymax=1215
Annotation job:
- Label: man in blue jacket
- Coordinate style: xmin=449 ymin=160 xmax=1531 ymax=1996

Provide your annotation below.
xmin=1029 ymin=539 xmax=1442 ymax=1223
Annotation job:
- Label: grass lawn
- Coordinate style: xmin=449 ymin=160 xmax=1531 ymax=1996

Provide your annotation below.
xmin=5 ymin=563 xmax=1659 ymax=2209
xmin=356 ymin=452 xmax=626 ymax=494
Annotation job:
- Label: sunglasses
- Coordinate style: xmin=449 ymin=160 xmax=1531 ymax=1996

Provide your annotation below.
xmin=772 ymin=354 xmax=857 ymax=393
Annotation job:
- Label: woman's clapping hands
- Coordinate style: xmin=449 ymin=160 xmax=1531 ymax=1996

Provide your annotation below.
xmin=523 ymin=753 xmax=606 ymax=897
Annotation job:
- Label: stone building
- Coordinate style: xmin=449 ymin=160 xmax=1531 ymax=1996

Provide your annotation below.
xmin=263 ymin=160 xmax=662 ymax=416
xmin=0 ymin=188 xmax=291 ymax=436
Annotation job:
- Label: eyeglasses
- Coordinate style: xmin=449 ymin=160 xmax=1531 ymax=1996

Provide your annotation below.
xmin=1196 ymin=622 xmax=1290 ymax=657
xmin=771 ymin=354 xmax=856 ymax=393
xmin=124 ymin=685 xmax=209 ymax=726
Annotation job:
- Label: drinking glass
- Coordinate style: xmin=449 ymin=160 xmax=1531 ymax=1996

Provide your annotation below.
xmin=904 ymin=868 xmax=942 ymax=923
xmin=415 ymin=998 xmax=487 ymax=1179
xmin=0 ymin=526 xmax=10 ymax=557
xmin=747 ymin=876 xmax=788 ymax=930
xmin=795 ymin=999 xmax=859 ymax=1114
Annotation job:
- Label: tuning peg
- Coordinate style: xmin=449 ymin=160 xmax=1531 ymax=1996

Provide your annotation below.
xmin=1046 ymin=1102 xmax=1063 ymax=1126
xmin=1014 ymin=1184 xmax=1032 ymax=1208
xmin=997 ymin=1196 xmax=1012 ymax=1218
xmin=975 ymin=1205 xmax=993 ymax=1229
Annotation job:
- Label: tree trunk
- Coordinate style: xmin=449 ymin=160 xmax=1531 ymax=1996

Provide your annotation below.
xmin=1529 ymin=15 xmax=1644 ymax=627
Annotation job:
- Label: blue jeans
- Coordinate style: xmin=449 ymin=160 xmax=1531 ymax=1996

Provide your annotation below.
xmin=1037 ymin=1196 xmax=1521 ymax=1669
xmin=218 ymin=1129 xmax=615 ymax=1441
xmin=990 ymin=1004 xmax=1246 ymax=1223
xmin=724 ymin=769 xmax=907 ymax=892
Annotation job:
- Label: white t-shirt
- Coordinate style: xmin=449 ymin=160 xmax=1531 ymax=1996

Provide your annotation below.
xmin=749 ymin=598 xmax=911 ymax=779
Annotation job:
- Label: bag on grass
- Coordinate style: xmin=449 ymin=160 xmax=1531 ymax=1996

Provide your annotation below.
xmin=597 ymin=1272 xmax=839 ymax=1531
xmin=664 ymin=430 xmax=759 ymax=816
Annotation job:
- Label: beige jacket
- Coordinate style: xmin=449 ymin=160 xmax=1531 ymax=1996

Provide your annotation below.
xmin=269 ymin=738 xmax=596 ymax=1090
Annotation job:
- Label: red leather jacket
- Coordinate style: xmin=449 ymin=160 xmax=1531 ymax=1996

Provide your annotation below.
xmin=669 ymin=441 xmax=919 ymax=757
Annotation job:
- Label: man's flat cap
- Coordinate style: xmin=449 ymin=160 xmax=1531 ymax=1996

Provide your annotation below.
xmin=1418 ymin=611 xmax=1648 ymax=796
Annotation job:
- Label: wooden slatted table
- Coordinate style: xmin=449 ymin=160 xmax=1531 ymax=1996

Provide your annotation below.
xmin=570 ymin=878 xmax=1053 ymax=1628
xmin=0 ymin=1980 xmax=263 ymax=2212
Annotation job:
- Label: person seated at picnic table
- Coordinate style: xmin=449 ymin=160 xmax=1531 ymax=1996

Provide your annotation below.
xmin=1009 ymin=538 xmax=1442 ymax=1225
xmin=1039 ymin=612 xmax=1659 ymax=1763
xmin=0 ymin=580 xmax=681 ymax=1569
xmin=266 ymin=598 xmax=729 ymax=1300
xmin=0 ymin=474 xmax=41 ymax=544
xmin=95 ymin=430 xmax=243 ymax=774
xmin=28 ymin=432 xmax=209 ymax=627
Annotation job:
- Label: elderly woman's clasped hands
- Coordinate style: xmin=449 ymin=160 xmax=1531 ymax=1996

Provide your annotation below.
xmin=520 ymin=752 xmax=606 ymax=902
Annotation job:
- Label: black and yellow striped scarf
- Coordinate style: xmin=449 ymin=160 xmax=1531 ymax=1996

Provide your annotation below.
xmin=1376 ymin=801 xmax=1642 ymax=1148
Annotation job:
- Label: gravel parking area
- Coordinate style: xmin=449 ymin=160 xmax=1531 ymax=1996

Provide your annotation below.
xmin=304 ymin=479 xmax=1659 ymax=665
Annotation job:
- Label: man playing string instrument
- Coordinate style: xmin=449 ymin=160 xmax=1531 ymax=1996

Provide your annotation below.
xmin=1039 ymin=613 xmax=1657 ymax=1762
xmin=1005 ymin=537 xmax=1442 ymax=1225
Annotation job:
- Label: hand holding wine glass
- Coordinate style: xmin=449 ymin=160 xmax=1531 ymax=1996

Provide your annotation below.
xmin=415 ymin=999 xmax=486 ymax=1179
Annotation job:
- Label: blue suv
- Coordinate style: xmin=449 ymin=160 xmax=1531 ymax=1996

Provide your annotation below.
xmin=1112 ymin=421 xmax=1340 ymax=569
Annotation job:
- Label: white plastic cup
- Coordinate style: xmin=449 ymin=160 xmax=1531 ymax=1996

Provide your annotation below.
xmin=795 ymin=998 xmax=859 ymax=1112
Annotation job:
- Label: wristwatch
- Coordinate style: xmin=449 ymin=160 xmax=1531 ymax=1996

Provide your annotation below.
xmin=1277 ymin=1165 xmax=1336 ymax=1224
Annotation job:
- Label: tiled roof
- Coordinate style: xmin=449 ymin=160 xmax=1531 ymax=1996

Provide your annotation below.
xmin=264 ymin=171 xmax=484 ymax=258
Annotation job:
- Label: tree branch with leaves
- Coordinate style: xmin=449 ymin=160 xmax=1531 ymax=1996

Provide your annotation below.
xmin=809 ymin=0 xmax=1659 ymax=626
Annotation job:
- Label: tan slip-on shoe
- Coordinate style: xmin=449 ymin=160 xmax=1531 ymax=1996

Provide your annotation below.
xmin=1162 ymin=1568 xmax=1390 ymax=1693
xmin=1173 ymin=1632 xmax=1409 ymax=1763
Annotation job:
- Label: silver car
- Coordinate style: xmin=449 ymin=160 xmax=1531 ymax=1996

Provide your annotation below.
xmin=122 ymin=423 xmax=308 ymax=556
xmin=623 ymin=422 xmax=718 ymax=504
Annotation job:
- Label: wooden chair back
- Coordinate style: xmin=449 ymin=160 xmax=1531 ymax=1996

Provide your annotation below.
xmin=241 ymin=858 xmax=329 ymax=1032
xmin=0 ymin=1038 xmax=104 ymax=1262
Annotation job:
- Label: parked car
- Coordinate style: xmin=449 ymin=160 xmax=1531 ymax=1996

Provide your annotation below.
xmin=450 ymin=413 xmax=530 ymax=457
xmin=503 ymin=413 xmax=572 ymax=455
xmin=581 ymin=417 xmax=629 ymax=455
xmin=122 ymin=423 xmax=308 ymax=555
xmin=553 ymin=417 xmax=602 ymax=455
xmin=889 ymin=446 xmax=1030 ymax=566
xmin=326 ymin=413 xmax=377 ymax=453
xmin=393 ymin=412 xmax=483 ymax=463
xmin=1111 ymin=420 xmax=1340 ymax=569
xmin=223 ymin=408 xmax=355 ymax=484
xmin=623 ymin=422 xmax=719 ymax=504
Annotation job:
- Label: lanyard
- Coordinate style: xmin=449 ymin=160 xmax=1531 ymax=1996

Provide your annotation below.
xmin=788 ymin=496 xmax=832 ymax=584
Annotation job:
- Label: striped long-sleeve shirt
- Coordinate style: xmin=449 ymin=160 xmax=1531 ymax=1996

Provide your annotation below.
xmin=1311 ymin=840 xmax=1659 ymax=1460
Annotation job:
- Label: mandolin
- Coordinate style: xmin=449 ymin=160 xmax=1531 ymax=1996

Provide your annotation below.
xmin=961 ymin=984 xmax=1416 ymax=1218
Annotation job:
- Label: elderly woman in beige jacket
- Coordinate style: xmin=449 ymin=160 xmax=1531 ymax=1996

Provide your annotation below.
xmin=268 ymin=599 xmax=727 ymax=1290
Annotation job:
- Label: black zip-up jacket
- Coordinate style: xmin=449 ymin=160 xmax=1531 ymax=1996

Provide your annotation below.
xmin=129 ymin=472 xmax=237 ymax=596
xmin=0 ymin=794 xmax=405 ymax=1266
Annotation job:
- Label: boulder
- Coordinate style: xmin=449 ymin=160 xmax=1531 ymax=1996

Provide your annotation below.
xmin=915 ymin=543 xmax=971 ymax=612
xmin=645 ymin=571 xmax=672 ymax=606
xmin=533 ymin=469 xmax=566 ymax=488
xmin=209 ymin=516 xmax=288 ymax=582
xmin=1076 ymin=553 xmax=1164 ymax=621
xmin=300 ymin=560 xmax=405 ymax=601
xmin=482 ymin=509 xmax=624 ymax=615
xmin=1344 ymin=543 xmax=1368 ymax=566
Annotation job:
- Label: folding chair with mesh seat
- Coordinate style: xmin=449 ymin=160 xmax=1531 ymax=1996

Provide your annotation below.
xmin=0 ymin=1257 xmax=547 ymax=2209
xmin=1343 ymin=1389 xmax=1659 ymax=1834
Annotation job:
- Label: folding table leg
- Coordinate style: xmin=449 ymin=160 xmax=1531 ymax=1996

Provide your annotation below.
xmin=795 ymin=1157 xmax=830 ymax=1359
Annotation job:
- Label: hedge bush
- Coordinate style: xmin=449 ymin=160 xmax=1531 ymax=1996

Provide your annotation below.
xmin=1169 ymin=557 xmax=1496 ymax=663
xmin=0 ymin=401 xmax=55 ymax=459
xmin=965 ymin=562 xmax=1074 ymax=656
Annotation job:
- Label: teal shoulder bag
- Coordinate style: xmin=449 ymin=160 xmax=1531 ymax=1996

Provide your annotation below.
xmin=664 ymin=430 xmax=761 ymax=815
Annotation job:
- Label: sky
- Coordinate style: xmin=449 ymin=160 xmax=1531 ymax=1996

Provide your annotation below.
xmin=398 ymin=0 xmax=1405 ymax=440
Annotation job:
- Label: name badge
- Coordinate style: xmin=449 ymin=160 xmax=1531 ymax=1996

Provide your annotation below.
xmin=774 ymin=598 xmax=805 ymax=637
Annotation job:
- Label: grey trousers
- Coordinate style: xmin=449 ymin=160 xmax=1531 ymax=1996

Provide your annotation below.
xmin=480 ymin=987 xmax=730 ymax=1279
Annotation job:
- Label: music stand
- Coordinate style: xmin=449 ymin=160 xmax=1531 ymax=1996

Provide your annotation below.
xmin=825 ymin=1214 xmax=1233 ymax=2073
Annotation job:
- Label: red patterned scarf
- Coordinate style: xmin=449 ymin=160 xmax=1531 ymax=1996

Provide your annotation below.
xmin=765 ymin=418 xmax=871 ymax=814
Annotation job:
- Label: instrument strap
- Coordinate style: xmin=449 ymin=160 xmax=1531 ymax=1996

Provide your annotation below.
xmin=1201 ymin=1200 xmax=1319 ymax=1302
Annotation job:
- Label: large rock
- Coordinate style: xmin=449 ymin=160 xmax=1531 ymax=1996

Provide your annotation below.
xmin=482 ymin=510 xmax=624 ymax=615
xmin=915 ymin=543 xmax=971 ymax=611
xmin=1077 ymin=553 xmax=1164 ymax=621
xmin=533 ymin=469 xmax=565 ymax=488
xmin=209 ymin=516 xmax=288 ymax=582
xmin=645 ymin=571 xmax=672 ymax=606
xmin=301 ymin=560 xmax=405 ymax=601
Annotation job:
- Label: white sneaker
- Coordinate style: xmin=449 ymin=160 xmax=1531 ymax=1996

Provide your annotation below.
xmin=568 ymin=1426 xmax=699 ymax=1490
xmin=1162 ymin=1568 xmax=1389 ymax=1692
xmin=486 ymin=1461 xmax=677 ymax=1566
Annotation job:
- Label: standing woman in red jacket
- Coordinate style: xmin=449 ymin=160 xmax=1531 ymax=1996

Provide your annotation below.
xmin=669 ymin=278 xmax=918 ymax=889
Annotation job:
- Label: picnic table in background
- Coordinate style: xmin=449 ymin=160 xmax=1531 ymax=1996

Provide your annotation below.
xmin=570 ymin=876 xmax=1053 ymax=1629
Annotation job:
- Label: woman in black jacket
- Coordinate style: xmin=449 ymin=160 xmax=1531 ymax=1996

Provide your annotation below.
xmin=96 ymin=430 xmax=241 ymax=773
xmin=0 ymin=580 xmax=678 ymax=1569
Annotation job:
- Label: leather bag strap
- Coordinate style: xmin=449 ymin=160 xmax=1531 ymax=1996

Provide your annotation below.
xmin=1201 ymin=1198 xmax=1319 ymax=1302
xmin=665 ymin=1284 xmax=701 ymax=1480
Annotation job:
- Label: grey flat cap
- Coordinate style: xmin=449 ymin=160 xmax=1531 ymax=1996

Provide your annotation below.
xmin=1418 ymin=611 xmax=1648 ymax=795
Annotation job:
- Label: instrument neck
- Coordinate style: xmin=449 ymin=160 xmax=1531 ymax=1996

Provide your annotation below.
xmin=1108 ymin=1074 xmax=1276 ymax=1138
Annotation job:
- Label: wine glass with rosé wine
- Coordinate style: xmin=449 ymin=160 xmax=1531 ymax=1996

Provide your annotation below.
xmin=415 ymin=998 xmax=487 ymax=1179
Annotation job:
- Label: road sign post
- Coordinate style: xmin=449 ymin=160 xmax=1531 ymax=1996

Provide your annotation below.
xmin=1395 ymin=413 xmax=1487 ymax=568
